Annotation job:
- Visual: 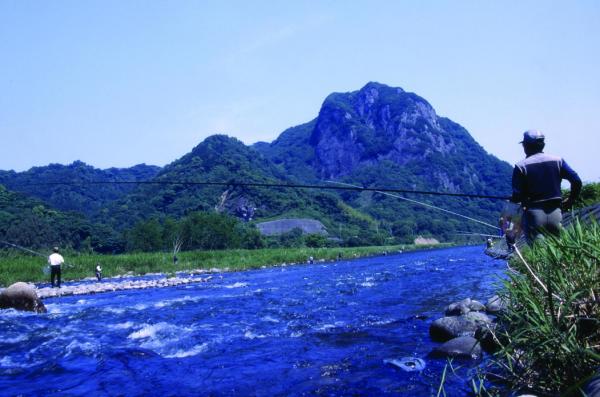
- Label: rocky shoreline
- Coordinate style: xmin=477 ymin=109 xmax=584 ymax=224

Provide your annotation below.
xmin=427 ymin=296 xmax=600 ymax=396
xmin=35 ymin=274 xmax=213 ymax=299
xmin=428 ymin=296 xmax=504 ymax=360
xmin=0 ymin=273 xmax=215 ymax=311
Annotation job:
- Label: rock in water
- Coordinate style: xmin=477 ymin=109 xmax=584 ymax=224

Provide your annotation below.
xmin=0 ymin=282 xmax=47 ymax=313
xmin=383 ymin=357 xmax=426 ymax=372
xmin=444 ymin=298 xmax=472 ymax=316
xmin=486 ymin=295 xmax=507 ymax=313
xmin=430 ymin=336 xmax=482 ymax=359
xmin=429 ymin=312 xmax=492 ymax=342
xmin=445 ymin=298 xmax=487 ymax=316
xmin=467 ymin=300 xmax=486 ymax=312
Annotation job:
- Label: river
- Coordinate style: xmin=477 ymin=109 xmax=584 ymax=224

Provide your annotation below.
xmin=0 ymin=245 xmax=506 ymax=396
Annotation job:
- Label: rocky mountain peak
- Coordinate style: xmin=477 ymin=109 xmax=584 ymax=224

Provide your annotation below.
xmin=354 ymin=82 xmax=436 ymax=125
xmin=310 ymin=82 xmax=445 ymax=178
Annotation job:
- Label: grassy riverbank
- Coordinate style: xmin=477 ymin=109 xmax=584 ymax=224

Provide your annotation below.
xmin=0 ymin=243 xmax=448 ymax=287
xmin=491 ymin=221 xmax=600 ymax=395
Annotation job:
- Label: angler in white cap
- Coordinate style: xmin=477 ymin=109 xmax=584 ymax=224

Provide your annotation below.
xmin=510 ymin=130 xmax=582 ymax=243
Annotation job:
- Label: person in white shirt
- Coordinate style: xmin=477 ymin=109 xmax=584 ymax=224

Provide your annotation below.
xmin=95 ymin=263 xmax=102 ymax=281
xmin=48 ymin=247 xmax=65 ymax=288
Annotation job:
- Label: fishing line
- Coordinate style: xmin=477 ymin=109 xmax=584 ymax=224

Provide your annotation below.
xmin=326 ymin=181 xmax=501 ymax=230
xmin=454 ymin=232 xmax=504 ymax=239
xmin=10 ymin=180 xmax=511 ymax=200
xmin=6 ymin=179 xmax=506 ymax=236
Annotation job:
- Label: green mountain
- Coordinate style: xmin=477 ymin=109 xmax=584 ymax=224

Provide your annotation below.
xmin=253 ymin=119 xmax=319 ymax=182
xmin=100 ymin=135 xmax=381 ymax=243
xmin=254 ymin=82 xmax=513 ymax=239
xmin=0 ymin=161 xmax=160 ymax=217
xmin=0 ymin=184 xmax=118 ymax=252
xmin=256 ymin=82 xmax=511 ymax=191
xmin=0 ymin=82 xmax=515 ymax=248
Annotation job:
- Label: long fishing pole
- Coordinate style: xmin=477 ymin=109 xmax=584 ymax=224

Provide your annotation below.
xmin=0 ymin=240 xmax=47 ymax=257
xmin=453 ymin=232 xmax=504 ymax=239
xmin=11 ymin=180 xmax=511 ymax=200
xmin=0 ymin=240 xmax=75 ymax=268
xmin=326 ymin=181 xmax=501 ymax=231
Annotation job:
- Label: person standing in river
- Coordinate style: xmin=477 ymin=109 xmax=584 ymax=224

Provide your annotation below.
xmin=510 ymin=130 xmax=582 ymax=243
xmin=95 ymin=263 xmax=102 ymax=281
xmin=48 ymin=247 xmax=65 ymax=288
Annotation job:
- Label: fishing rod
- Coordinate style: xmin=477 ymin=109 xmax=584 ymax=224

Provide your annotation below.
xmin=11 ymin=180 xmax=511 ymax=201
xmin=454 ymin=233 xmax=504 ymax=238
xmin=326 ymin=181 xmax=502 ymax=231
xmin=0 ymin=240 xmax=48 ymax=257
xmin=0 ymin=240 xmax=75 ymax=268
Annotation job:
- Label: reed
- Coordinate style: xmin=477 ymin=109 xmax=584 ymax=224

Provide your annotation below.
xmin=492 ymin=220 xmax=600 ymax=395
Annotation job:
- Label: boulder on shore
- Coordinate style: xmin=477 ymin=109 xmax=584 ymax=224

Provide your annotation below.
xmin=0 ymin=282 xmax=47 ymax=313
xmin=430 ymin=336 xmax=482 ymax=360
xmin=429 ymin=311 xmax=492 ymax=342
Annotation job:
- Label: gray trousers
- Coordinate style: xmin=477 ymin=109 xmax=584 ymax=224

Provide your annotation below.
xmin=523 ymin=206 xmax=562 ymax=243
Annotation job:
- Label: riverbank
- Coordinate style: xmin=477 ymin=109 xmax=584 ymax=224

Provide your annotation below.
xmin=0 ymin=243 xmax=450 ymax=288
xmin=487 ymin=220 xmax=600 ymax=395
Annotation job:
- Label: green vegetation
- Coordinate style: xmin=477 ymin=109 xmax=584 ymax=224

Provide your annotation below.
xmin=0 ymin=243 xmax=445 ymax=287
xmin=490 ymin=220 xmax=600 ymax=395
xmin=575 ymin=181 xmax=600 ymax=207
xmin=0 ymin=161 xmax=160 ymax=217
xmin=256 ymin=83 xmax=513 ymax=242
xmin=0 ymin=184 xmax=112 ymax=251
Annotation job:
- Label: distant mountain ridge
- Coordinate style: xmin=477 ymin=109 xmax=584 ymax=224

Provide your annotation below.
xmin=254 ymin=82 xmax=512 ymax=239
xmin=0 ymin=161 xmax=161 ymax=217
xmin=255 ymin=82 xmax=511 ymax=195
xmin=97 ymin=135 xmax=378 ymax=241
xmin=0 ymin=82 xmax=513 ymax=245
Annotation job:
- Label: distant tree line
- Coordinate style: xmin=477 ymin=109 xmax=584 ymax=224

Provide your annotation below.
xmin=124 ymin=212 xmax=264 ymax=252
xmin=3 ymin=182 xmax=596 ymax=254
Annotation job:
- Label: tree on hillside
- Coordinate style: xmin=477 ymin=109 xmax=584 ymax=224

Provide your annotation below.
xmin=125 ymin=218 xmax=163 ymax=252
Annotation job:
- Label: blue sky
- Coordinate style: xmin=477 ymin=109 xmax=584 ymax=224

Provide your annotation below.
xmin=1 ymin=1 xmax=598 ymax=182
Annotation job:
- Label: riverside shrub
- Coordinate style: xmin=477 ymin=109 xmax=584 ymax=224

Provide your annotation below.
xmin=493 ymin=220 xmax=600 ymax=395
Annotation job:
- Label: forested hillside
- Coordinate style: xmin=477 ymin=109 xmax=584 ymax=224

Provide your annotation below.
xmin=255 ymin=82 xmax=513 ymax=239
xmin=0 ymin=184 xmax=120 ymax=252
xmin=0 ymin=161 xmax=160 ymax=217
xmin=0 ymin=82 xmax=526 ymax=252
xmin=100 ymin=135 xmax=386 ymax=246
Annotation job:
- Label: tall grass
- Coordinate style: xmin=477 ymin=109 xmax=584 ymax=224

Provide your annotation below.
xmin=0 ymin=244 xmax=445 ymax=287
xmin=493 ymin=220 xmax=600 ymax=395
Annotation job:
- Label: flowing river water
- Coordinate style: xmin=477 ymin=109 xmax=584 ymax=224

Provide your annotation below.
xmin=0 ymin=246 xmax=506 ymax=396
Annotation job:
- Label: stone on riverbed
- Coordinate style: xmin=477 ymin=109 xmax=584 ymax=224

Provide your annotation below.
xmin=444 ymin=298 xmax=486 ymax=316
xmin=444 ymin=299 xmax=471 ymax=316
xmin=468 ymin=300 xmax=486 ymax=312
xmin=429 ymin=311 xmax=492 ymax=342
xmin=0 ymin=282 xmax=47 ymax=313
xmin=429 ymin=336 xmax=481 ymax=360
xmin=383 ymin=357 xmax=426 ymax=372
xmin=36 ymin=276 xmax=212 ymax=299
xmin=486 ymin=295 xmax=507 ymax=313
